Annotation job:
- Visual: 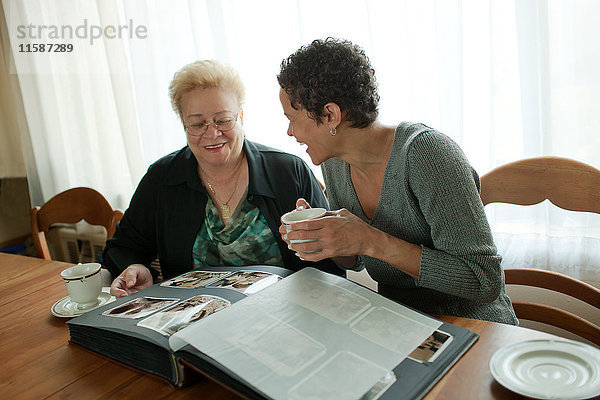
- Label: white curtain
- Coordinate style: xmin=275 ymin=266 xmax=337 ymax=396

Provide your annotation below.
xmin=4 ymin=0 xmax=600 ymax=279
xmin=2 ymin=0 xmax=145 ymax=209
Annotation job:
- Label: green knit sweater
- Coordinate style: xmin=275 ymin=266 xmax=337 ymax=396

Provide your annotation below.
xmin=322 ymin=122 xmax=518 ymax=325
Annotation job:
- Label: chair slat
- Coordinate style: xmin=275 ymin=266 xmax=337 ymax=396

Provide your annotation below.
xmin=512 ymin=301 xmax=600 ymax=346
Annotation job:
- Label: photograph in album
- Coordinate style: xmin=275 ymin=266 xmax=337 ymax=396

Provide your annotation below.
xmin=137 ymin=295 xmax=230 ymax=336
xmin=102 ymin=297 xmax=179 ymax=319
xmin=160 ymin=271 xmax=231 ymax=288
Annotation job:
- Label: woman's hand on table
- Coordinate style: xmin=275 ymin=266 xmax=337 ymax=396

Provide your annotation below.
xmin=110 ymin=264 xmax=153 ymax=298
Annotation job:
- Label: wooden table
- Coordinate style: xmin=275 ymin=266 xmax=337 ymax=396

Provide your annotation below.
xmin=0 ymin=253 xmax=562 ymax=399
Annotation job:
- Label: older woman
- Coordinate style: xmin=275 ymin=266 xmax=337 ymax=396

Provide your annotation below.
xmin=277 ymin=38 xmax=517 ymax=324
xmin=105 ymin=60 xmax=340 ymax=297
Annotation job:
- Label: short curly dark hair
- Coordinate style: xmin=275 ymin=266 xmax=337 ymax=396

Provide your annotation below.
xmin=277 ymin=38 xmax=379 ymax=129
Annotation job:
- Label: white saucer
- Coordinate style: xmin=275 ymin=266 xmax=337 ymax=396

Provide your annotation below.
xmin=51 ymin=287 xmax=115 ymax=318
xmin=490 ymin=339 xmax=600 ymax=400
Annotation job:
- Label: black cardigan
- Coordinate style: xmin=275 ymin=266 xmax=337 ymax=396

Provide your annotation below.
xmin=103 ymin=140 xmax=341 ymax=280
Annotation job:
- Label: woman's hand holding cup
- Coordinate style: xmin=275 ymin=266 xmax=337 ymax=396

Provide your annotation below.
xmin=281 ymin=200 xmax=374 ymax=262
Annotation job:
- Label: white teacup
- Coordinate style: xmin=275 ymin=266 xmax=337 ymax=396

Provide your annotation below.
xmin=61 ymin=263 xmax=102 ymax=309
xmin=282 ymin=207 xmax=327 ymax=245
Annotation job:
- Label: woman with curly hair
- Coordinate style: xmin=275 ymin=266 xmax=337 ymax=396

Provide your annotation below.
xmin=277 ymin=38 xmax=517 ymax=324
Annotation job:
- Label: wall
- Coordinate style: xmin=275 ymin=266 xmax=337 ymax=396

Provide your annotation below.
xmin=0 ymin=177 xmax=30 ymax=245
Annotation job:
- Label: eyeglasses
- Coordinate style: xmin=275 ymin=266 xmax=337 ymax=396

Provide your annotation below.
xmin=184 ymin=113 xmax=239 ymax=136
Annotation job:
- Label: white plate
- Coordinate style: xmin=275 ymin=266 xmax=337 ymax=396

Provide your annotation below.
xmin=51 ymin=287 xmax=115 ymax=318
xmin=490 ymin=339 xmax=600 ymax=400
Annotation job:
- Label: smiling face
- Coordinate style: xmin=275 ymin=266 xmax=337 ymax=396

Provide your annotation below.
xmin=279 ymin=89 xmax=332 ymax=165
xmin=181 ymin=87 xmax=244 ymax=169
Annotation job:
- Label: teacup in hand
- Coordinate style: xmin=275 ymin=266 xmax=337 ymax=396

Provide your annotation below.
xmin=282 ymin=207 xmax=326 ymax=246
xmin=61 ymin=263 xmax=102 ymax=309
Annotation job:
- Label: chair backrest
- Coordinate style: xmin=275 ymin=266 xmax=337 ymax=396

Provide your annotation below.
xmin=480 ymin=156 xmax=600 ymax=212
xmin=480 ymin=157 xmax=600 ymax=346
xmin=30 ymin=187 xmax=124 ymax=260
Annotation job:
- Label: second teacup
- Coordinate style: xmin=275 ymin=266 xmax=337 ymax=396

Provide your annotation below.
xmin=61 ymin=263 xmax=102 ymax=309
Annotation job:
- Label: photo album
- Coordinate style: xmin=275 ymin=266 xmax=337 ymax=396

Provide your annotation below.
xmin=67 ymin=266 xmax=478 ymax=400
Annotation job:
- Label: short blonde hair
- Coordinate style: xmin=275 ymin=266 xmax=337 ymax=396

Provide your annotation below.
xmin=168 ymin=60 xmax=246 ymax=121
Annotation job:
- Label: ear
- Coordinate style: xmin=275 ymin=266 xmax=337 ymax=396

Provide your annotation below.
xmin=322 ymin=102 xmax=342 ymax=127
xmin=239 ymin=109 xmax=244 ymax=125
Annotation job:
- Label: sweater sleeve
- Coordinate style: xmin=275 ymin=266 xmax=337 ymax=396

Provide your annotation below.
xmin=102 ymin=165 xmax=160 ymax=279
xmin=407 ymin=131 xmax=503 ymax=303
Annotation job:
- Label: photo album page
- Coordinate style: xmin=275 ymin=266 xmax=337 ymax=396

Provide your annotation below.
xmin=169 ymin=267 xmax=445 ymax=400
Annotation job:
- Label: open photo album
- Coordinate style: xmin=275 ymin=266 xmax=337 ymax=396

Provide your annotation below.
xmin=67 ymin=266 xmax=478 ymax=400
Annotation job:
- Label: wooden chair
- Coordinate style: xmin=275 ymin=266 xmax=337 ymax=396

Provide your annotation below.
xmin=480 ymin=156 xmax=600 ymax=345
xmin=31 ymin=187 xmax=124 ymax=260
